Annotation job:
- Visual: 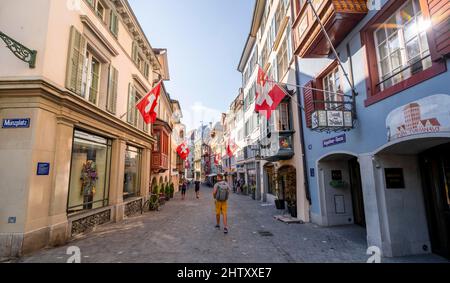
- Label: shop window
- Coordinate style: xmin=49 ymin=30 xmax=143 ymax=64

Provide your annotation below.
xmin=68 ymin=130 xmax=111 ymax=214
xmin=124 ymin=145 xmax=142 ymax=199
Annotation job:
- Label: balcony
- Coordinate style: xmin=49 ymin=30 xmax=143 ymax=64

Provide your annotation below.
xmin=151 ymin=152 xmax=169 ymax=173
xmin=260 ymin=131 xmax=295 ymax=162
xmin=292 ymin=0 xmax=368 ymax=58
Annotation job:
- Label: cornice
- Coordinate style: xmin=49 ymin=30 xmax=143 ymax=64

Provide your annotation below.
xmin=0 ymin=78 xmax=156 ymax=144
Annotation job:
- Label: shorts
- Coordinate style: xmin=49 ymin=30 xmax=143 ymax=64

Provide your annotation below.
xmin=215 ymin=201 xmax=228 ymax=216
xmin=195 ymin=187 xmax=200 ymax=192
xmin=181 ymin=188 xmax=186 ymax=194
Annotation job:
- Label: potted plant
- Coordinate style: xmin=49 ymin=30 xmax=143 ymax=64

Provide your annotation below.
xmin=285 ymin=187 xmax=297 ymax=218
xmin=165 ymin=183 xmax=170 ymax=201
xmin=251 ymin=186 xmax=256 ymax=200
xmin=169 ymin=183 xmax=174 ymax=198
xmin=242 ymin=185 xmax=248 ymax=195
xmin=159 ymin=183 xmax=166 ymax=205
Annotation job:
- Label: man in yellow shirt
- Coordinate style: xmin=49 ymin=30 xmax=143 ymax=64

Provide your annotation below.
xmin=213 ymin=174 xmax=230 ymax=234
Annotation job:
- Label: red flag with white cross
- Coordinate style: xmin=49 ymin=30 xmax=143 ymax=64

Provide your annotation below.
xmin=136 ymin=81 xmax=162 ymax=124
xmin=177 ymin=142 xmax=190 ymax=160
xmin=255 ymin=66 xmax=287 ymax=120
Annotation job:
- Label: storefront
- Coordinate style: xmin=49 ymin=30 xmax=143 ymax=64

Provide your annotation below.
xmin=68 ymin=130 xmax=112 ymax=214
xmin=123 ymin=145 xmax=142 ymax=199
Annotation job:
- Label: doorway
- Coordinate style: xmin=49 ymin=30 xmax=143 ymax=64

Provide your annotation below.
xmin=349 ymin=158 xmax=366 ymax=227
xmin=419 ymin=143 xmax=450 ymax=259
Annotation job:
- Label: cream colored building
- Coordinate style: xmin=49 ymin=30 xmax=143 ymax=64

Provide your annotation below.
xmin=0 ymin=0 xmax=175 ymax=258
xmin=237 ymin=0 xmax=310 ymax=221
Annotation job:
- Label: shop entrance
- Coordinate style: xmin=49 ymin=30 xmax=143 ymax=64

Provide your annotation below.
xmin=318 ymin=153 xmax=366 ymax=229
xmin=419 ymin=142 xmax=450 ymax=259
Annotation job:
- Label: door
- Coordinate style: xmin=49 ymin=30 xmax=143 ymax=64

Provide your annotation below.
xmin=349 ymin=158 xmax=366 ymax=227
xmin=420 ymin=143 xmax=450 ymax=259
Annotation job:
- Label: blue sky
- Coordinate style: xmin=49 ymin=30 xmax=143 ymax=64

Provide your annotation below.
xmin=129 ymin=0 xmax=254 ymax=131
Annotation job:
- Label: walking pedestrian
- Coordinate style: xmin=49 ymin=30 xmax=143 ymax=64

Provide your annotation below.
xmin=213 ymin=174 xmax=231 ymax=234
xmin=181 ymin=179 xmax=187 ymax=200
xmin=194 ymin=178 xmax=200 ymax=199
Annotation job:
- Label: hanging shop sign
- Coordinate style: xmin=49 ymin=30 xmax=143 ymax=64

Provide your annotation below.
xmin=2 ymin=118 xmax=30 ymax=128
xmin=312 ymin=110 xmax=353 ymax=130
xmin=323 ymin=134 xmax=347 ymax=148
xmin=386 ymin=94 xmax=450 ymax=141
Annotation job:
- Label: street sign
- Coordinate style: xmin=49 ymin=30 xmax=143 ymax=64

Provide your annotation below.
xmin=37 ymin=163 xmax=50 ymax=176
xmin=2 ymin=118 xmax=30 ymax=128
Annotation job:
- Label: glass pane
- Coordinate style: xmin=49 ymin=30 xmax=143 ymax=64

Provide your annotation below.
xmin=378 ymin=42 xmax=389 ymax=59
xmin=389 ymin=33 xmax=400 ymax=51
xmin=68 ymin=131 xmax=111 ymax=213
xmin=380 ymin=58 xmax=391 ymax=77
xmin=400 ymin=1 xmax=414 ymax=25
xmin=419 ymin=32 xmax=430 ymax=54
xmin=390 ymin=49 xmax=403 ymax=70
xmin=376 ymin=29 xmax=387 ymax=44
xmin=124 ymin=146 xmax=141 ymax=199
xmin=404 ymin=18 xmax=417 ymax=42
xmin=406 ymin=38 xmax=420 ymax=61
xmin=386 ymin=16 xmax=398 ymax=37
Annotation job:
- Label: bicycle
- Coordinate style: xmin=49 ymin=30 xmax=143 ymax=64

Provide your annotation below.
xmin=142 ymin=193 xmax=160 ymax=213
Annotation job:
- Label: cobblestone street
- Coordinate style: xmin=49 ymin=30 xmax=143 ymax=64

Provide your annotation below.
xmin=18 ymin=185 xmax=447 ymax=263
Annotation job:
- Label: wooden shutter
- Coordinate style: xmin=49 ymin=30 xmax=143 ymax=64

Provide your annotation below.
xmin=425 ymin=0 xmax=450 ymax=57
xmin=303 ymin=80 xmax=316 ymax=128
xmin=107 ymin=66 xmax=118 ymax=114
xmin=66 ymin=26 xmax=86 ymax=95
xmin=127 ymin=84 xmax=136 ymax=124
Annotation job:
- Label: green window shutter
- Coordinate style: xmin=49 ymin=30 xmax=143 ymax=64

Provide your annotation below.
xmin=110 ymin=10 xmax=119 ymax=37
xmin=127 ymin=84 xmax=137 ymax=125
xmin=107 ymin=66 xmax=118 ymax=114
xmin=127 ymin=84 xmax=133 ymax=124
xmin=66 ymin=26 xmax=86 ymax=95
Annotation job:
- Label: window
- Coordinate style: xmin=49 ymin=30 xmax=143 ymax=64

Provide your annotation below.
xmin=278 ymin=102 xmax=291 ymax=131
xmin=361 ymin=0 xmax=447 ymax=106
xmin=277 ymin=36 xmax=289 ymax=80
xmin=96 ymin=1 xmax=105 ymax=20
xmin=275 ymin=0 xmax=286 ymax=36
xmin=68 ymin=130 xmax=111 ymax=213
xmin=154 ymin=131 xmax=161 ymax=152
xmin=124 ymin=145 xmax=142 ymax=199
xmin=81 ymin=51 xmax=101 ymax=105
xmin=374 ymin=0 xmax=431 ymax=91
xmin=109 ymin=10 xmax=119 ymax=37
xmin=322 ymin=66 xmax=342 ymax=110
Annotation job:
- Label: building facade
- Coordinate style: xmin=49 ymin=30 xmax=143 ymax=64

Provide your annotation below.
xmin=293 ymin=0 xmax=450 ymax=258
xmin=237 ymin=0 xmax=310 ymax=221
xmin=0 ymin=0 xmax=178 ymax=258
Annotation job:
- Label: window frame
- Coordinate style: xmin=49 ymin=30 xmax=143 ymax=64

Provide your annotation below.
xmin=360 ymin=0 xmax=447 ymax=107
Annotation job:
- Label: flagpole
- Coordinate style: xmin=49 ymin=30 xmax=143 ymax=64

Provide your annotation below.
xmin=118 ymin=79 xmax=163 ymax=120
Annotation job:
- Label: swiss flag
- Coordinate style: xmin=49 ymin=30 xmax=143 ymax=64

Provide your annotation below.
xmin=176 ymin=143 xmax=190 ymax=160
xmin=226 ymin=138 xmax=238 ymax=158
xmin=255 ymin=66 xmax=287 ymax=120
xmin=136 ymin=81 xmax=162 ymax=124
xmin=214 ymin=153 xmax=220 ymax=165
